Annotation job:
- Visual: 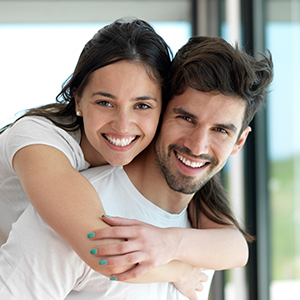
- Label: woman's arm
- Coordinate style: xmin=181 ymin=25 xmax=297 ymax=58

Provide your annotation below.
xmin=12 ymin=144 xmax=210 ymax=298
xmin=87 ymin=214 xmax=248 ymax=281
xmin=13 ymin=144 xmax=121 ymax=277
xmin=13 ymin=144 xmax=247 ymax=284
xmin=12 ymin=145 xmax=202 ymax=280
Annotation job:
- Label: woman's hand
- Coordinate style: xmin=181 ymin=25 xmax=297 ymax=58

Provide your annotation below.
xmin=88 ymin=216 xmax=180 ymax=281
xmin=173 ymin=266 xmax=208 ymax=300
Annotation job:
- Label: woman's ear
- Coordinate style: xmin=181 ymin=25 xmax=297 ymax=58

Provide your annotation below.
xmin=231 ymin=126 xmax=252 ymax=155
xmin=74 ymin=93 xmax=81 ymax=112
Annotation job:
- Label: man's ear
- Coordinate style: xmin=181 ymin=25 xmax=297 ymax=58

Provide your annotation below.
xmin=231 ymin=126 xmax=252 ymax=155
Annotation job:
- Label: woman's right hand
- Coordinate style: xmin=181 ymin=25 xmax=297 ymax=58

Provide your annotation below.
xmin=172 ymin=266 xmax=208 ymax=300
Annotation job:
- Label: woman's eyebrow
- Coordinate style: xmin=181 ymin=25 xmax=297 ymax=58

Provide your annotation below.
xmin=134 ymin=96 xmax=158 ymax=102
xmin=92 ymin=91 xmax=157 ymax=102
xmin=91 ymin=91 xmax=116 ymax=99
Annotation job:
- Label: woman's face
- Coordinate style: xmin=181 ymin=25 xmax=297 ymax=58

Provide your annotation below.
xmin=75 ymin=60 xmax=162 ymax=166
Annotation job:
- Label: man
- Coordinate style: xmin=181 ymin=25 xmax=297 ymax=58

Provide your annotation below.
xmin=0 ymin=36 xmax=273 ymax=300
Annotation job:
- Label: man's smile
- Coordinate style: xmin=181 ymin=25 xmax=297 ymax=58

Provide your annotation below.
xmin=175 ymin=151 xmax=209 ymax=169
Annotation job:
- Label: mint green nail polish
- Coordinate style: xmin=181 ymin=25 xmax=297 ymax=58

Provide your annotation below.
xmin=103 ymin=214 xmax=111 ymax=218
xmin=110 ymin=277 xmax=118 ymax=281
xmin=99 ymin=260 xmax=107 ymax=266
xmin=87 ymin=232 xmax=95 ymax=238
xmin=90 ymin=249 xmax=98 ymax=255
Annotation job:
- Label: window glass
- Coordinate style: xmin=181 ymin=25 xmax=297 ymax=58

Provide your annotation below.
xmin=0 ymin=22 xmax=191 ymax=127
xmin=266 ymin=0 xmax=300 ymax=299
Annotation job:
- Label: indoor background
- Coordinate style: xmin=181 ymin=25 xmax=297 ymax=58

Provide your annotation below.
xmin=0 ymin=1 xmax=299 ymax=299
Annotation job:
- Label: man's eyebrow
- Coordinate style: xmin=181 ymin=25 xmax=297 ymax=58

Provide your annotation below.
xmin=215 ymin=123 xmax=238 ymax=133
xmin=91 ymin=92 xmax=157 ymax=102
xmin=173 ymin=107 xmax=238 ymax=133
xmin=172 ymin=107 xmax=198 ymax=119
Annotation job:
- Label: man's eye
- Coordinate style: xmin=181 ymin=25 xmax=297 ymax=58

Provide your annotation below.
xmin=215 ymin=127 xmax=228 ymax=134
xmin=135 ymin=103 xmax=151 ymax=110
xmin=97 ymin=101 xmax=113 ymax=107
xmin=179 ymin=115 xmax=192 ymax=122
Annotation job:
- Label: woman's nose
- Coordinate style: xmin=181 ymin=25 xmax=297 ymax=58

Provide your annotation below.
xmin=111 ymin=110 xmax=132 ymax=133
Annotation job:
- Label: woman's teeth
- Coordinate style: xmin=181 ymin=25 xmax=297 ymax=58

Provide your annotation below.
xmin=105 ymin=135 xmax=136 ymax=147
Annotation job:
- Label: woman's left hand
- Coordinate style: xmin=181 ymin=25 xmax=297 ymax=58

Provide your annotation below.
xmin=87 ymin=216 xmax=180 ymax=281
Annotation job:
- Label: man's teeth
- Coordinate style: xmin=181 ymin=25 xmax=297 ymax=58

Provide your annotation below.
xmin=176 ymin=153 xmax=206 ymax=168
xmin=105 ymin=135 xmax=136 ymax=147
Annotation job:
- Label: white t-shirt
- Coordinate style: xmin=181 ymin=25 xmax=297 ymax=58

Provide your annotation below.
xmin=0 ymin=165 xmax=214 ymax=299
xmin=0 ymin=116 xmax=89 ymax=238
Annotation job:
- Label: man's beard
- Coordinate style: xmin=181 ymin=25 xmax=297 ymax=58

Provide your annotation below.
xmin=154 ymin=140 xmax=218 ymax=194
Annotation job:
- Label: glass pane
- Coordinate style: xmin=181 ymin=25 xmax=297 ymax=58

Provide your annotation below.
xmin=0 ymin=21 xmax=191 ymax=127
xmin=266 ymin=0 xmax=300 ymax=299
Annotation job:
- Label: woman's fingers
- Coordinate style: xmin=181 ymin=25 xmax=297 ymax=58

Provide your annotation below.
xmin=110 ymin=263 xmax=154 ymax=282
xmin=101 ymin=216 xmax=142 ymax=226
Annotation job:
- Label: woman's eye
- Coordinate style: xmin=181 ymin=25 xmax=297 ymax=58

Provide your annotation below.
xmin=97 ymin=100 xmax=113 ymax=107
xmin=135 ymin=103 xmax=151 ymax=110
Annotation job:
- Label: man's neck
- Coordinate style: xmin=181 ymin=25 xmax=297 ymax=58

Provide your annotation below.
xmin=124 ymin=143 xmax=193 ymax=214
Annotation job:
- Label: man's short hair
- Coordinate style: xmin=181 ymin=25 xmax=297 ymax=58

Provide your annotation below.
xmin=169 ymin=36 xmax=274 ymax=133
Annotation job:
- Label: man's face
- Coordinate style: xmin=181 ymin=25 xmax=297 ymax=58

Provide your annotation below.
xmin=155 ymin=87 xmax=251 ymax=194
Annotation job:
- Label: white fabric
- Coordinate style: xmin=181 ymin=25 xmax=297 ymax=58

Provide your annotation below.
xmin=0 ymin=116 xmax=89 ymax=238
xmin=0 ymin=165 xmax=214 ymax=299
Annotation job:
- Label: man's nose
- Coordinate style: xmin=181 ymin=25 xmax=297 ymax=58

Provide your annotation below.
xmin=183 ymin=128 xmax=210 ymax=156
xmin=111 ymin=109 xmax=132 ymax=133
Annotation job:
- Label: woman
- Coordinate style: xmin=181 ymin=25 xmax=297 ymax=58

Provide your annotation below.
xmin=0 ymin=19 xmax=248 ymax=295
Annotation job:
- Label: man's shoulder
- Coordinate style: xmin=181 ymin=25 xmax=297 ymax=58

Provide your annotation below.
xmin=81 ymin=165 xmax=121 ymax=183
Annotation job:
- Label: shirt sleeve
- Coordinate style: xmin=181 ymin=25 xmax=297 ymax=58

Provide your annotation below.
xmin=4 ymin=116 xmax=89 ymax=172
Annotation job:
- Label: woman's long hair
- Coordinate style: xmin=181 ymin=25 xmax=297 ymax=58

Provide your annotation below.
xmin=1 ymin=18 xmax=172 ymax=134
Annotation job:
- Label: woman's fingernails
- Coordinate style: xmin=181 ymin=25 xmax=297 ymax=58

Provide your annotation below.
xmin=110 ymin=277 xmax=118 ymax=281
xmin=99 ymin=260 xmax=108 ymax=266
xmin=87 ymin=232 xmax=95 ymax=238
xmin=90 ymin=249 xmax=98 ymax=255
xmin=102 ymin=214 xmax=111 ymax=218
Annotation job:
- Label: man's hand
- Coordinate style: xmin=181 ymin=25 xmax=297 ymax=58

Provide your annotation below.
xmin=87 ymin=216 xmax=180 ymax=281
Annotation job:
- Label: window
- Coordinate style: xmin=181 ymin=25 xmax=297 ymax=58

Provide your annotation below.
xmin=266 ymin=0 xmax=300 ymax=298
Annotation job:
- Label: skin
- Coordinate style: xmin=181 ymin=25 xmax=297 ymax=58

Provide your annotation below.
xmin=11 ymin=59 xmax=168 ymax=282
xmin=11 ymin=62 xmax=209 ymax=295
xmin=75 ymin=60 xmax=162 ymax=167
xmin=9 ymin=64 xmax=250 ymax=300
xmin=88 ymin=87 xmax=251 ymax=282
xmin=154 ymin=87 xmax=250 ymax=199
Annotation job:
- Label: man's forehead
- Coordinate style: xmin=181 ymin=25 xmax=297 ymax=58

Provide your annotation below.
xmin=169 ymin=88 xmax=245 ymax=110
xmin=167 ymin=88 xmax=246 ymax=128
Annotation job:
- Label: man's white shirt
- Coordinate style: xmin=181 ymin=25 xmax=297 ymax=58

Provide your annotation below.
xmin=0 ymin=165 xmax=214 ymax=299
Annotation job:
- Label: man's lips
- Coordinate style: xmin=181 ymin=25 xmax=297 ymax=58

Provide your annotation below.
xmin=103 ymin=134 xmax=138 ymax=147
xmin=175 ymin=151 xmax=209 ymax=168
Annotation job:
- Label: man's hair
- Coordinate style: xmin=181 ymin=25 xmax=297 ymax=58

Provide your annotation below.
xmin=173 ymin=37 xmax=274 ymax=241
xmin=168 ymin=36 xmax=273 ymax=135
